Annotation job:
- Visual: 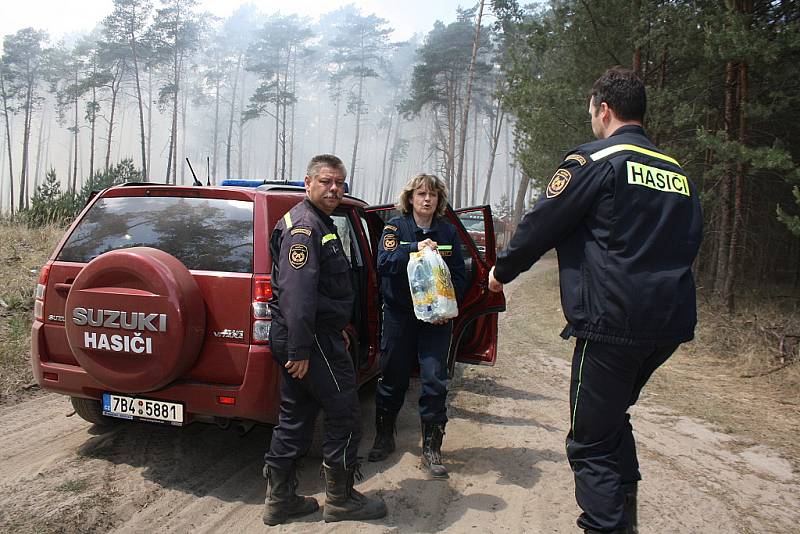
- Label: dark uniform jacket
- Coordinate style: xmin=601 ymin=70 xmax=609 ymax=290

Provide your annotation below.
xmin=494 ymin=125 xmax=703 ymax=346
xmin=268 ymin=198 xmax=354 ymax=361
xmin=377 ymin=214 xmax=467 ymax=314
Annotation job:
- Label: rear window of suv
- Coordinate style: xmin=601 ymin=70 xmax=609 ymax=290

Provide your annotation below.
xmin=57 ymin=196 xmax=254 ymax=273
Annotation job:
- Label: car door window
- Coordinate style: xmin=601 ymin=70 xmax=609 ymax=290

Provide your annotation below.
xmin=331 ymin=213 xmax=355 ymax=266
xmin=457 ymin=213 xmax=488 ymax=261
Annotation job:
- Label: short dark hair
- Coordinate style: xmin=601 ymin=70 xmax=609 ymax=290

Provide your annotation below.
xmin=306 ymin=154 xmax=347 ymax=180
xmin=590 ymin=67 xmax=646 ymax=122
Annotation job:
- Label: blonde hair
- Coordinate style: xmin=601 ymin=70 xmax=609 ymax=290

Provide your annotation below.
xmin=396 ymin=174 xmax=448 ymax=217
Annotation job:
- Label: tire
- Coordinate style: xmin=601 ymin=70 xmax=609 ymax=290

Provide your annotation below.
xmin=64 ymin=247 xmax=206 ymax=393
xmin=71 ymin=397 xmax=120 ymax=427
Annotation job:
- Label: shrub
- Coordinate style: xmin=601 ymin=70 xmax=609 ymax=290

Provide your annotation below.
xmin=20 ymin=159 xmax=142 ymax=228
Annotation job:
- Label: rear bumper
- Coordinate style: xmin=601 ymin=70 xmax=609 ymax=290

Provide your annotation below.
xmin=31 ymin=321 xmax=281 ymax=424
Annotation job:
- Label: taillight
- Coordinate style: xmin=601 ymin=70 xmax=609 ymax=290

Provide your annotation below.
xmin=252 ymin=275 xmax=272 ymax=344
xmin=33 ymin=263 xmax=51 ymax=322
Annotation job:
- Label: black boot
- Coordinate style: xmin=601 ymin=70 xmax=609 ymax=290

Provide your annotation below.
xmin=368 ymin=411 xmax=396 ymax=462
xmin=323 ymin=463 xmax=388 ymax=522
xmin=262 ymin=464 xmax=319 ymax=526
xmin=421 ymin=422 xmax=448 ymax=479
xmin=622 ymin=482 xmax=638 ymax=534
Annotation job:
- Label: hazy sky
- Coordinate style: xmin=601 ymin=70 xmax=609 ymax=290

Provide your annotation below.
xmin=0 ymin=0 xmax=476 ymax=45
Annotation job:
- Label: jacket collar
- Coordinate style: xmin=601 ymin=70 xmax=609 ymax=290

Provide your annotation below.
xmin=405 ymin=213 xmax=440 ymax=234
xmin=303 ymin=198 xmax=335 ymax=228
xmin=609 ymin=124 xmax=647 ymax=138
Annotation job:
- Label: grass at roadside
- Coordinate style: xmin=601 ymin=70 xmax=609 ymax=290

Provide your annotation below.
xmin=0 ymin=221 xmax=62 ymax=404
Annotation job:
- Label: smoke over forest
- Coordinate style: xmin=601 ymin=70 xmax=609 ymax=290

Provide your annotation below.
xmin=0 ymin=1 xmax=522 ymax=215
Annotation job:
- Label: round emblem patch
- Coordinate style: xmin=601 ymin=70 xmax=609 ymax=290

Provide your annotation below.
xmin=383 ymin=233 xmax=398 ymax=251
xmin=546 ymin=168 xmax=572 ymax=198
xmin=288 ymin=244 xmax=309 ymax=269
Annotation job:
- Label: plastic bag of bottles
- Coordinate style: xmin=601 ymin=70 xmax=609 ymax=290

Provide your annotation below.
xmin=407 ymin=247 xmax=458 ymax=322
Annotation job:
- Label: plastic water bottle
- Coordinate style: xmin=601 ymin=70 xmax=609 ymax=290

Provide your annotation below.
xmin=411 ymin=261 xmax=434 ymax=321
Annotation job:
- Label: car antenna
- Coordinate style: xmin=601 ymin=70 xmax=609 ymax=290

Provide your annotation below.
xmin=186 ymin=157 xmax=202 ymax=186
xmin=206 ymin=156 xmax=211 ymax=186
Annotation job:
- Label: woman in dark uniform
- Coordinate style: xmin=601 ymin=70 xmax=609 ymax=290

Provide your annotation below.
xmin=368 ymin=173 xmax=466 ymax=478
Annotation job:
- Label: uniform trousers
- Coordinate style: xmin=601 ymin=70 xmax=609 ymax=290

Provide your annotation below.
xmin=265 ymin=329 xmax=361 ymax=471
xmin=375 ymin=307 xmax=453 ymax=424
xmin=566 ymin=338 xmax=678 ymax=532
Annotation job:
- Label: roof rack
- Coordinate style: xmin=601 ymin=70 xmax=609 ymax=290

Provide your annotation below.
xmin=119 ymin=181 xmax=173 ymax=187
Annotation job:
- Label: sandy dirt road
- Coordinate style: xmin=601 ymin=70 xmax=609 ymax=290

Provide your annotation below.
xmin=1 ymin=259 xmax=798 ymax=533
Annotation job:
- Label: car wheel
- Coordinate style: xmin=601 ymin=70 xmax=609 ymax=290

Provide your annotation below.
xmin=64 ymin=247 xmax=206 ymax=393
xmin=70 ymin=397 xmax=120 ymax=427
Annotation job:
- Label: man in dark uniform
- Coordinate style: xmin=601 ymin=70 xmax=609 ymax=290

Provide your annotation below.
xmin=488 ymin=68 xmax=703 ymax=534
xmin=262 ymin=154 xmax=386 ymax=525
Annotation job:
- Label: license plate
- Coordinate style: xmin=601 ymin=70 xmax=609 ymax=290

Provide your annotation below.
xmin=102 ymin=393 xmax=184 ymax=425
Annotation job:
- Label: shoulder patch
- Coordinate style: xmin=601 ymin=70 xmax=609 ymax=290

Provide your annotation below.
xmin=290 ymin=227 xmax=312 ymax=237
xmin=383 ymin=233 xmax=398 ymax=251
xmin=384 ymin=224 xmax=398 ymax=232
xmin=546 ymin=168 xmax=572 ymax=199
xmin=288 ymin=243 xmax=309 ymax=269
xmin=565 ymin=153 xmax=587 ymax=166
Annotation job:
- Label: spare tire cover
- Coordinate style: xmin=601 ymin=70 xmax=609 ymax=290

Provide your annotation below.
xmin=65 ymin=247 xmax=206 ymax=393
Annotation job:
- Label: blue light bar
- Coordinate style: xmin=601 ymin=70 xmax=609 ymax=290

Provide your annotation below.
xmin=221 ymin=179 xmax=266 ymax=187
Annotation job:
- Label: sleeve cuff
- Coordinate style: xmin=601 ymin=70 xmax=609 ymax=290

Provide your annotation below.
xmin=493 ymin=263 xmax=517 ymax=284
xmin=287 ymin=347 xmax=311 ymax=361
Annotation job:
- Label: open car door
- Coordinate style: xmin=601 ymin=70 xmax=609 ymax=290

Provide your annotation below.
xmin=364 ymin=204 xmax=506 ymax=375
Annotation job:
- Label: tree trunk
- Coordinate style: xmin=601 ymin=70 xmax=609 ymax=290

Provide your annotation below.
xmin=632 ymin=0 xmax=642 ymax=74
xmin=350 ymin=73 xmax=364 ymax=193
xmin=272 ymin=82 xmax=279 ymax=180
xmin=129 ymin=36 xmax=148 ymax=180
xmin=116 ymin=104 xmax=126 ymax=161
xmin=379 ymin=109 xmax=395 ymax=203
xmin=513 ymin=171 xmax=529 ymax=224
xmin=180 ymin=67 xmax=188 ymax=185
xmin=33 ymin=104 xmax=46 ymax=191
xmin=212 ymin=75 xmax=220 ymax=184
xmin=289 ymin=55 xmax=297 ymax=180
xmin=454 ymin=0 xmax=484 ymax=210
xmin=67 ymin=133 xmax=73 ymax=191
xmin=446 ymin=86 xmax=457 ymax=196
xmin=482 ymin=104 xmax=504 ymax=205
xmin=166 ymin=131 xmax=173 ymax=183
xmin=105 ymin=62 xmax=122 ymax=172
xmin=278 ymin=47 xmax=292 ymax=180
xmin=386 ymin=117 xmax=403 ymax=203
xmin=471 ymin=108 xmax=478 ymax=205
xmin=43 ymin=120 xmax=51 ymax=182
xmin=19 ymin=82 xmax=33 ymax=211
xmin=238 ymin=76 xmax=245 ymax=179
xmin=505 ymin=121 xmax=512 ymax=202
xmin=168 ymin=51 xmax=180 ymax=185
xmin=226 ymin=55 xmax=242 ymax=180
xmin=714 ymin=59 xmax=737 ymax=296
xmin=72 ymin=67 xmax=79 ymax=192
xmin=332 ymin=88 xmax=340 ymax=153
xmin=89 ymin=85 xmax=96 ymax=185
xmin=723 ymin=30 xmax=751 ymax=312
xmin=0 ymin=130 xmax=5 ymax=212
xmin=146 ymin=68 xmax=153 ymax=178
xmin=0 ymin=70 xmax=14 ymax=215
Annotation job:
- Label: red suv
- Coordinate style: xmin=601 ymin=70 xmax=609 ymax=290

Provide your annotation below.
xmin=30 ymin=182 xmax=505 ymax=428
